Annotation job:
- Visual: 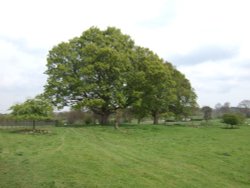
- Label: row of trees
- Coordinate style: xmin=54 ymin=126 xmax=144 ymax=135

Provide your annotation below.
xmin=214 ymin=100 xmax=250 ymax=118
xmin=200 ymin=100 xmax=250 ymax=125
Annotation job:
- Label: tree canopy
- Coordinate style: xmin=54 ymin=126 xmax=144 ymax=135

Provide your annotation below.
xmin=9 ymin=95 xmax=53 ymax=120
xmin=45 ymin=26 xmax=197 ymax=125
xmin=166 ymin=62 xmax=197 ymax=120
xmin=130 ymin=47 xmax=177 ymax=124
xmin=45 ymin=27 xmax=137 ymax=124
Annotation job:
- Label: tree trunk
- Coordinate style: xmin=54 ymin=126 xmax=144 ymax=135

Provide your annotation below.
xmin=152 ymin=112 xmax=159 ymax=125
xmin=99 ymin=113 xmax=110 ymax=125
xmin=114 ymin=109 xmax=122 ymax=129
xmin=137 ymin=118 xmax=141 ymax=124
xmin=115 ymin=120 xmax=119 ymax=129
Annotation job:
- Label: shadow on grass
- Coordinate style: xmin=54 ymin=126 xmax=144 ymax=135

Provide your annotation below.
xmin=56 ymin=124 xmax=111 ymax=128
xmin=56 ymin=123 xmax=140 ymax=128
xmin=220 ymin=126 xmax=240 ymax=129
xmin=216 ymin=151 xmax=232 ymax=157
xmin=8 ymin=128 xmax=53 ymax=135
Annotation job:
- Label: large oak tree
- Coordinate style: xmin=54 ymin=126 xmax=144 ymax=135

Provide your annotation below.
xmin=45 ymin=27 xmax=137 ymax=124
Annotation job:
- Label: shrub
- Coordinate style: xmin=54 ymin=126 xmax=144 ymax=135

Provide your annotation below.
xmin=222 ymin=113 xmax=245 ymax=128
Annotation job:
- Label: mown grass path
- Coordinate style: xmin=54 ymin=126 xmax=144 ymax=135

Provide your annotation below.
xmin=0 ymin=125 xmax=250 ymax=187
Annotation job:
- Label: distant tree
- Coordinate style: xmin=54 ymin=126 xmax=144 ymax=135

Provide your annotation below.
xmin=201 ymin=106 xmax=212 ymax=122
xmin=213 ymin=103 xmax=223 ymax=117
xmin=9 ymin=95 xmax=53 ymax=130
xmin=220 ymin=102 xmax=231 ymax=114
xmin=238 ymin=100 xmax=250 ymax=117
xmin=238 ymin=100 xmax=250 ymax=108
xmin=215 ymin=103 xmax=222 ymax=109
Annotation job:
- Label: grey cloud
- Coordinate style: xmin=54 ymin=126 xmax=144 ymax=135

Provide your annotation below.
xmin=169 ymin=45 xmax=239 ymax=65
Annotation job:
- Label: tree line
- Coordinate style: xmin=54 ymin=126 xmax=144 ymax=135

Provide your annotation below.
xmin=200 ymin=100 xmax=249 ymax=128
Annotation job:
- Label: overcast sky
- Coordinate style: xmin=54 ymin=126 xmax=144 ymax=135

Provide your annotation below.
xmin=0 ymin=0 xmax=249 ymax=113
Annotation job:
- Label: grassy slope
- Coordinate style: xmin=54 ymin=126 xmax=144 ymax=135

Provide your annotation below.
xmin=0 ymin=124 xmax=250 ymax=188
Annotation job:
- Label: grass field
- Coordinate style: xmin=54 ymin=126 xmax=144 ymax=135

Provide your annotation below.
xmin=0 ymin=123 xmax=250 ymax=188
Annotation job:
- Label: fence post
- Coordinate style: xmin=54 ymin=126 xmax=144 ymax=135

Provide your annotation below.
xmin=32 ymin=120 xmax=36 ymax=130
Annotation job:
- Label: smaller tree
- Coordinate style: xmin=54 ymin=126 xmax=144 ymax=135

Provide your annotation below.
xmin=201 ymin=106 xmax=212 ymax=122
xmin=214 ymin=103 xmax=222 ymax=117
xmin=9 ymin=95 xmax=53 ymax=130
xmin=222 ymin=113 xmax=245 ymax=128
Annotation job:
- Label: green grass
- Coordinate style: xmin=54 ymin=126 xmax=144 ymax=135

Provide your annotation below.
xmin=0 ymin=124 xmax=250 ymax=188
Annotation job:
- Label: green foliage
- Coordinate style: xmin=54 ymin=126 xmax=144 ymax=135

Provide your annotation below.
xmin=0 ymin=114 xmax=11 ymax=120
xmin=167 ymin=62 xmax=198 ymax=120
xmin=44 ymin=26 xmax=197 ymax=125
xmin=45 ymin=27 xmax=137 ymax=124
xmin=222 ymin=113 xmax=245 ymax=128
xmin=133 ymin=50 xmax=197 ymax=124
xmin=130 ymin=48 xmax=179 ymax=124
xmin=1 ymin=125 xmax=250 ymax=187
xmin=9 ymin=95 xmax=53 ymax=121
